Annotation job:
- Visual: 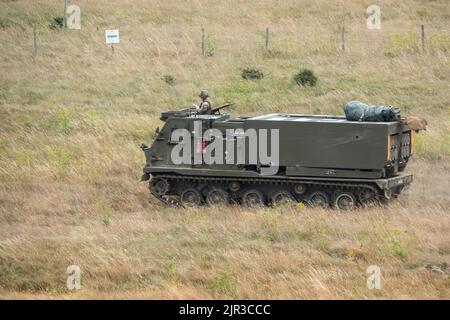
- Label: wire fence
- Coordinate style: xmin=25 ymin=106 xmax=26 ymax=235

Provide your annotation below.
xmin=24 ymin=23 xmax=450 ymax=62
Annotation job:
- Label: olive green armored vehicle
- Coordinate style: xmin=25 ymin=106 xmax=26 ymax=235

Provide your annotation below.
xmin=141 ymin=105 xmax=413 ymax=209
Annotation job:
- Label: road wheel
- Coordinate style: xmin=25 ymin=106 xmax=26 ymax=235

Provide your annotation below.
xmin=180 ymin=188 xmax=203 ymax=207
xmin=206 ymin=188 xmax=229 ymax=206
xmin=150 ymin=178 xmax=169 ymax=196
xmin=272 ymin=191 xmax=295 ymax=206
xmin=308 ymin=191 xmax=330 ymax=208
xmin=334 ymin=192 xmax=357 ymax=210
xmin=242 ymin=189 xmax=265 ymax=207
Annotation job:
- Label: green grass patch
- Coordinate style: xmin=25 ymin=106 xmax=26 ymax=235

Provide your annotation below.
xmin=414 ymin=132 xmax=450 ymax=160
xmin=210 ymin=267 xmax=238 ymax=297
xmin=57 ymin=107 xmax=75 ymax=135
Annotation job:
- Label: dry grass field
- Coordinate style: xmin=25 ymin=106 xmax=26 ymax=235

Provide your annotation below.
xmin=0 ymin=0 xmax=449 ymax=299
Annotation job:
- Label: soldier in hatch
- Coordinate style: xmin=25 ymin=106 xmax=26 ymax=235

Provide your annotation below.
xmin=194 ymin=90 xmax=212 ymax=114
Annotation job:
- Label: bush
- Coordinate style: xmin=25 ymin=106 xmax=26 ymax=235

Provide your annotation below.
xmin=162 ymin=75 xmax=175 ymax=86
xmin=49 ymin=17 xmax=64 ymax=30
xmin=210 ymin=267 xmax=237 ymax=297
xmin=204 ymin=34 xmax=216 ymax=57
xmin=241 ymin=68 xmax=264 ymax=80
xmin=57 ymin=107 xmax=74 ymax=135
xmin=294 ymin=69 xmax=318 ymax=87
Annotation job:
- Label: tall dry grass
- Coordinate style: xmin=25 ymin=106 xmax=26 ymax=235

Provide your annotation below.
xmin=0 ymin=0 xmax=449 ymax=299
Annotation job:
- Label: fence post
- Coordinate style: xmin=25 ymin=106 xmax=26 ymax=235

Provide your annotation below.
xmin=421 ymin=24 xmax=425 ymax=52
xmin=265 ymin=27 xmax=269 ymax=51
xmin=341 ymin=26 xmax=345 ymax=50
xmin=201 ymin=27 xmax=205 ymax=56
xmin=63 ymin=0 xmax=68 ymax=28
xmin=32 ymin=27 xmax=37 ymax=59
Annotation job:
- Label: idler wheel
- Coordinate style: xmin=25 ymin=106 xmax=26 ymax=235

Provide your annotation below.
xmin=334 ymin=192 xmax=357 ymax=210
xmin=150 ymin=178 xmax=170 ymax=196
xmin=180 ymin=188 xmax=203 ymax=207
xmin=308 ymin=191 xmax=330 ymax=208
xmin=272 ymin=191 xmax=295 ymax=206
xmin=206 ymin=188 xmax=229 ymax=206
xmin=358 ymin=189 xmax=378 ymax=207
xmin=242 ymin=189 xmax=265 ymax=207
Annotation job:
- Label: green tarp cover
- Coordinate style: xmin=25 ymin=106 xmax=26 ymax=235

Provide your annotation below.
xmin=344 ymin=101 xmax=401 ymax=122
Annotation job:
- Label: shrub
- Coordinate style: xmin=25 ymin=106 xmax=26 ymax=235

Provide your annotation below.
xmin=294 ymin=69 xmax=318 ymax=87
xmin=57 ymin=107 xmax=74 ymax=135
xmin=384 ymin=51 xmax=396 ymax=59
xmin=241 ymin=68 xmax=264 ymax=80
xmin=49 ymin=17 xmax=64 ymax=30
xmin=210 ymin=267 xmax=237 ymax=297
xmin=162 ymin=75 xmax=175 ymax=86
xmin=204 ymin=34 xmax=216 ymax=57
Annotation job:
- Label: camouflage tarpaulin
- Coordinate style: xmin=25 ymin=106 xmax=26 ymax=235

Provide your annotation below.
xmin=344 ymin=101 xmax=401 ymax=122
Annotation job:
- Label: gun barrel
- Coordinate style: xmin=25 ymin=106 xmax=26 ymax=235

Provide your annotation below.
xmin=211 ymin=103 xmax=233 ymax=113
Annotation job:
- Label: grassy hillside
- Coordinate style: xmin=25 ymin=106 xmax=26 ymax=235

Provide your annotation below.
xmin=0 ymin=0 xmax=449 ymax=299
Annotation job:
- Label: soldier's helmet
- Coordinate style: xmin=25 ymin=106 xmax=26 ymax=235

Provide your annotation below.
xmin=199 ymin=90 xmax=209 ymax=99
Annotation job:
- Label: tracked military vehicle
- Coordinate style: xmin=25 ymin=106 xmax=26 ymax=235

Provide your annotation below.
xmin=140 ymin=105 xmax=413 ymax=209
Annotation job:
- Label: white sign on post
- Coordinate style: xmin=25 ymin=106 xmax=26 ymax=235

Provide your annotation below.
xmin=105 ymin=29 xmax=120 ymax=44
